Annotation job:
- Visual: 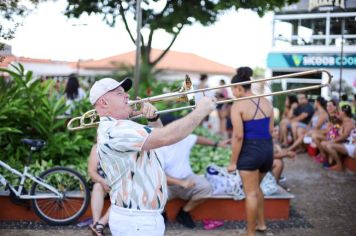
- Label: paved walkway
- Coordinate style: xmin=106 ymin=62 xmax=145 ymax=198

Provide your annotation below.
xmin=1 ymin=154 xmax=356 ymax=236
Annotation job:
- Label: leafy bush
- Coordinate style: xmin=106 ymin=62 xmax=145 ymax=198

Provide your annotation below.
xmin=0 ymin=64 xmax=94 ymax=184
xmin=0 ymin=64 xmax=229 ymax=188
xmin=191 ymin=127 xmax=231 ymax=174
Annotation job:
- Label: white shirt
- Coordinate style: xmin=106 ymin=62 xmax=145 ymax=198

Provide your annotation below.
xmin=155 ymin=134 xmax=197 ymax=179
xmin=65 ymin=88 xmax=86 ymax=115
xmin=97 ymin=117 xmax=167 ymax=210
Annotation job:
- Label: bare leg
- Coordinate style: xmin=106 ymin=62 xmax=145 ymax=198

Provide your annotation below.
xmin=288 ymin=127 xmax=306 ymax=151
xmin=321 ymin=141 xmax=332 ymax=163
xmin=91 ymin=183 xmax=106 ymax=224
xmin=256 ymin=172 xmax=267 ymax=231
xmin=218 ymin=109 xmax=227 ymax=137
xmin=325 ymin=143 xmax=348 ymax=171
xmin=183 ymin=199 xmax=206 ymax=212
xmin=272 ymin=159 xmax=284 ymax=183
xmin=239 ymin=170 xmax=260 ymax=236
xmin=291 ymin=121 xmax=298 ymax=141
xmin=311 ymin=131 xmax=327 ymax=156
xmin=99 ymin=207 xmax=110 ymax=226
xmin=279 ymin=119 xmax=289 ymax=144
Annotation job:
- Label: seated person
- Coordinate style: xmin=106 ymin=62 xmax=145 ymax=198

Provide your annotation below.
xmin=88 ymin=144 xmax=110 ymax=236
xmin=155 ymin=134 xmax=227 ymax=229
xmin=272 ymin=127 xmax=295 ymax=183
xmin=288 ymin=96 xmax=328 ymax=151
xmin=312 ymin=115 xmax=342 ymax=165
xmin=287 ymin=94 xmax=314 ymax=151
xmin=279 ymin=95 xmax=298 ymax=145
xmin=323 ymin=105 xmax=355 ymax=171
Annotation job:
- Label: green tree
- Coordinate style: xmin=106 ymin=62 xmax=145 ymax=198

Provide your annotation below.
xmin=0 ymin=0 xmax=40 ymax=53
xmin=64 ymin=0 xmax=298 ymax=83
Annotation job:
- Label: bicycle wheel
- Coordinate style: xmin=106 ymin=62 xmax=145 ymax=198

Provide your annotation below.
xmin=30 ymin=166 xmax=90 ymax=225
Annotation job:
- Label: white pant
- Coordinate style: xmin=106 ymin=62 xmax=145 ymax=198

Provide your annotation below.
xmin=109 ymin=205 xmax=165 ymax=236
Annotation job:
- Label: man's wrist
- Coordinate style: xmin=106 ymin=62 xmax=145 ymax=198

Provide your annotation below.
xmin=147 ymin=114 xmax=160 ymax=122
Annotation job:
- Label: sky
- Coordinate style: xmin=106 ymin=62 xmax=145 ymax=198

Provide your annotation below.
xmin=5 ymin=0 xmax=275 ymax=69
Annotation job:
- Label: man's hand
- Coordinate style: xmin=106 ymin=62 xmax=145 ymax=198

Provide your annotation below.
xmin=218 ymin=139 xmax=231 ymax=148
xmin=287 ymin=150 xmax=296 ymax=159
xmin=291 ymin=103 xmax=298 ymax=109
xmin=195 ymin=96 xmax=216 ymax=116
xmin=101 ymin=181 xmax=111 ymax=192
xmin=179 ymin=179 xmax=195 ymax=189
xmin=141 ymin=101 xmax=158 ymax=119
xmin=227 ymin=163 xmax=237 ymax=172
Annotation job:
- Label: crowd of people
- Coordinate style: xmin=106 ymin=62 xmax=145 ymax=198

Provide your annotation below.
xmin=277 ymin=93 xmax=355 ymax=171
xmin=62 ymin=68 xmax=355 ymax=236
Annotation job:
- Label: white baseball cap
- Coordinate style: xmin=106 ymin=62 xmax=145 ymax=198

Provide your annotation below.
xmin=89 ymin=77 xmax=132 ymax=105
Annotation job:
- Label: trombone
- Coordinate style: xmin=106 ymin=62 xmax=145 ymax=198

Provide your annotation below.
xmin=67 ymin=69 xmax=332 ymax=131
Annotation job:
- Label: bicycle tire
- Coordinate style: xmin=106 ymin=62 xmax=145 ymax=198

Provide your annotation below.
xmin=30 ymin=166 xmax=90 ymax=225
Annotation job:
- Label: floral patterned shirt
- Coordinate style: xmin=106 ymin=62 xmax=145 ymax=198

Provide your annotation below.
xmin=96 ymin=117 xmax=167 ymax=210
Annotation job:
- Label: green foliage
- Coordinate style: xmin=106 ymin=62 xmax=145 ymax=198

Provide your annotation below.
xmin=191 ymin=127 xmax=231 ymax=174
xmin=0 ymin=64 xmax=93 ymax=184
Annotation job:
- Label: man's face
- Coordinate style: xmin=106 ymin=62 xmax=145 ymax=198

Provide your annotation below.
xmin=102 ymin=86 xmax=131 ymax=119
xmin=297 ymin=94 xmax=307 ymax=105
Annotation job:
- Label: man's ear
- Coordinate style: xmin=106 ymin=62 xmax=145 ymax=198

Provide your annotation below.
xmin=98 ymin=96 xmax=109 ymax=107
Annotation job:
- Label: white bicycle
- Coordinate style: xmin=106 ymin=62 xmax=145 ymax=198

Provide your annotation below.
xmin=0 ymin=139 xmax=90 ymax=225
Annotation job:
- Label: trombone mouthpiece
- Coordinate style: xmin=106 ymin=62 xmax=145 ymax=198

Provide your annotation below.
xmin=128 ymin=100 xmax=138 ymax=106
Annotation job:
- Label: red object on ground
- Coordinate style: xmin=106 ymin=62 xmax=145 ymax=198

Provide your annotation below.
xmin=307 ymin=144 xmax=318 ymax=157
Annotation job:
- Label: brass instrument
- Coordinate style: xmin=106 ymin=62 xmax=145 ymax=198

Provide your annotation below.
xmin=67 ymin=69 xmax=332 ymax=131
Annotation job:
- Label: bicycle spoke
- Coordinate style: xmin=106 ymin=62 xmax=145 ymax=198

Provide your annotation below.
xmin=37 ymin=199 xmax=57 ymax=217
xmin=63 ymin=199 xmax=81 ymax=215
xmin=31 ymin=167 xmax=89 ymax=225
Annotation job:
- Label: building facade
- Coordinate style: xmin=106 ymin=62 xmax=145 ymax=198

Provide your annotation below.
xmin=267 ymin=0 xmax=356 ymax=99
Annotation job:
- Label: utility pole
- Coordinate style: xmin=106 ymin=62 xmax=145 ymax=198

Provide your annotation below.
xmin=338 ymin=17 xmax=344 ymax=99
xmin=133 ymin=0 xmax=142 ymax=98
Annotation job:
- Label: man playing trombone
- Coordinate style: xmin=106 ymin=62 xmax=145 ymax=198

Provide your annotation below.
xmin=88 ymin=77 xmax=216 ymax=236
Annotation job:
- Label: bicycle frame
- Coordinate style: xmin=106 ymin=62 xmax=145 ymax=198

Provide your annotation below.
xmin=0 ymin=159 xmax=63 ymax=199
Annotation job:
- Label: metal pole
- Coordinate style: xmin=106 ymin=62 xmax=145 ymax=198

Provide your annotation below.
xmin=133 ymin=0 xmax=142 ymax=98
xmin=338 ymin=18 xmax=344 ymax=99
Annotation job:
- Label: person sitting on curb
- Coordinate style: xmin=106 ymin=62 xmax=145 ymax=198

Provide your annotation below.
xmin=272 ymin=127 xmax=295 ymax=184
xmin=323 ymin=105 xmax=355 ymax=171
xmin=88 ymin=144 xmax=110 ymax=236
xmin=155 ymin=134 xmax=228 ymax=228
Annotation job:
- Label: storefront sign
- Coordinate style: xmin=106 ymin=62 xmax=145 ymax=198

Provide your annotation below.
xmin=268 ymin=53 xmax=356 ymax=68
xmin=309 ymin=0 xmax=345 ymax=11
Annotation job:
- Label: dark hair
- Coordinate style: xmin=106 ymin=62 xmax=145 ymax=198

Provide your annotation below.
xmin=316 ymin=96 xmax=327 ymax=111
xmin=328 ymin=99 xmax=337 ymax=107
xmin=200 ymin=74 xmax=208 ymax=81
xmin=341 ymin=105 xmax=352 ymax=118
xmin=231 ymin=67 xmax=253 ymax=90
xmin=219 ymin=79 xmax=226 ymax=85
xmin=65 ymin=74 xmax=80 ymax=100
xmin=341 ymin=94 xmax=348 ymax=101
xmin=287 ymin=95 xmax=298 ymax=107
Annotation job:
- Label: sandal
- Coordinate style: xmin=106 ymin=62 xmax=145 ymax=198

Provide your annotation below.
xmin=202 ymin=219 xmax=224 ymax=230
xmin=89 ymin=222 xmax=105 ymax=236
xmin=256 ymin=227 xmax=267 ymax=232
